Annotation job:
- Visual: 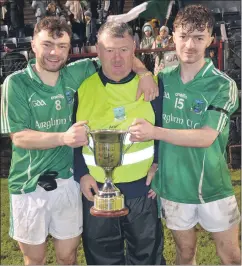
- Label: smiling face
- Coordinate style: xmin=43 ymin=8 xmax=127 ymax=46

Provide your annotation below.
xmin=96 ymin=31 xmax=135 ymax=81
xmin=31 ymin=30 xmax=70 ymax=72
xmin=173 ymin=25 xmax=213 ymax=65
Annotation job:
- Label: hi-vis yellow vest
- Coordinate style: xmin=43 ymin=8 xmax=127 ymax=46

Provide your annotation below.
xmin=76 ymin=73 xmax=155 ymax=183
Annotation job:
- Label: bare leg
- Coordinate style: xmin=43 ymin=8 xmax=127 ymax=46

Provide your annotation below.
xmin=18 ymin=241 xmax=47 ymax=265
xmin=54 ymin=235 xmax=81 ymax=265
xmin=171 ymin=228 xmax=197 ymax=265
xmin=212 ymin=224 xmax=241 ymax=265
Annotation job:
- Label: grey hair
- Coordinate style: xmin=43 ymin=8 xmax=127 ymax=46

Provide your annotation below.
xmin=97 ymin=22 xmax=133 ymax=41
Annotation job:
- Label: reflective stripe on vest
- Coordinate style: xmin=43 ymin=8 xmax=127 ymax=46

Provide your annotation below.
xmin=83 ymin=146 xmax=154 ymax=166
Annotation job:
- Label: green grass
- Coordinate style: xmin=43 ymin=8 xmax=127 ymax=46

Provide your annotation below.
xmin=1 ymin=170 xmax=241 ymax=265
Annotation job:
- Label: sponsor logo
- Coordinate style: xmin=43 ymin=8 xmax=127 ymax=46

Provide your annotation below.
xmin=35 ymin=118 xmax=67 ymax=129
xmin=51 ymin=94 xmax=64 ymax=100
xmin=163 ymin=113 xmax=184 ymax=125
xmin=32 ymin=100 xmax=47 ymax=107
xmin=163 ymin=113 xmax=200 ymax=129
xmin=175 ymin=93 xmax=187 ymax=99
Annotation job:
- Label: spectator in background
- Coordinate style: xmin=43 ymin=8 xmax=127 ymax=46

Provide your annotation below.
xmin=153 ymin=25 xmax=172 ymax=49
xmin=84 ymin=10 xmax=97 ymax=45
xmin=32 ymin=0 xmax=47 ymax=23
xmin=9 ymin=0 xmax=25 ymax=37
xmin=69 ymin=13 xmax=85 ymax=41
xmin=149 ymin=18 xmax=160 ymax=37
xmin=140 ymin=22 xmax=155 ymax=72
xmin=65 ymin=0 xmax=83 ymax=23
xmin=46 ymin=2 xmax=60 ymax=17
xmin=152 ymin=26 xmax=173 ymax=76
xmin=140 ymin=22 xmax=155 ymax=49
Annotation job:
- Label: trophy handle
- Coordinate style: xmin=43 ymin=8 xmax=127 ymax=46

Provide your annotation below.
xmin=84 ymin=124 xmax=94 ymax=153
xmin=123 ymin=132 xmax=133 ymax=154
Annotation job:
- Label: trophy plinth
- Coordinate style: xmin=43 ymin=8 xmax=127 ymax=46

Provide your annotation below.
xmin=87 ymin=129 xmax=131 ymax=217
xmin=91 ymin=180 xmax=129 ymax=217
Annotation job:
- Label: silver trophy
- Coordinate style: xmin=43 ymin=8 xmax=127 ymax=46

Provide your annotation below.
xmin=86 ymin=127 xmax=131 ymax=217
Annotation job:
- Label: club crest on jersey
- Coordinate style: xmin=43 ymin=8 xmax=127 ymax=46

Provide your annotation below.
xmin=113 ymin=106 xmax=126 ymax=121
xmin=65 ymin=91 xmax=73 ymax=104
xmin=191 ymin=99 xmax=205 ymax=114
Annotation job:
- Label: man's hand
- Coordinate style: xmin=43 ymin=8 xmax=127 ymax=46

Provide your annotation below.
xmin=132 ymin=56 xmax=159 ymax=101
xmin=146 ymin=163 xmax=158 ymax=199
xmin=80 ymin=174 xmax=99 ymax=201
xmin=136 ymin=74 xmax=159 ymax=102
xmin=129 ymin=119 xmax=155 ymax=142
xmin=62 ymin=121 xmax=88 ymax=148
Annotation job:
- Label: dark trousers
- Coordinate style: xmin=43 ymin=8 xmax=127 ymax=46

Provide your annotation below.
xmin=82 ymin=194 xmax=166 ymax=265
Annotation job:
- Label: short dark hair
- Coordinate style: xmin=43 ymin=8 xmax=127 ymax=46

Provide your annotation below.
xmin=34 ymin=16 xmax=72 ymax=39
xmin=97 ymin=22 xmax=133 ymax=41
xmin=173 ymin=5 xmax=215 ymax=34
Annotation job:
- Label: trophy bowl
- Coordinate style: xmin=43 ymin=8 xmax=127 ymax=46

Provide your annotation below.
xmin=87 ymin=129 xmax=130 ymax=217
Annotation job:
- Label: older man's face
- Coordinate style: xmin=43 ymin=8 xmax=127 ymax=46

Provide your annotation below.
xmin=96 ymin=32 xmax=135 ymax=81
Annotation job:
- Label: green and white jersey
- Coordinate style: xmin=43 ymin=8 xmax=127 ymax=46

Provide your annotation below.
xmin=152 ymin=59 xmax=239 ymax=204
xmin=1 ymin=58 xmax=96 ymax=194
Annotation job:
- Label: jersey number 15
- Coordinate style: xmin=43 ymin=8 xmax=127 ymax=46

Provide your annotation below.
xmin=174 ymin=98 xmax=184 ymax=109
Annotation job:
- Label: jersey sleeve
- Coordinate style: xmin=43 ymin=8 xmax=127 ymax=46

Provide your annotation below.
xmin=1 ymin=75 xmax=31 ymax=134
xmin=201 ymin=79 xmax=239 ymax=132
xmin=66 ymin=58 xmax=99 ymax=88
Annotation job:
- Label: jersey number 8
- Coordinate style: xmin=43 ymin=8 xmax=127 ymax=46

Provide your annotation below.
xmin=55 ymin=100 xmax=62 ymax=110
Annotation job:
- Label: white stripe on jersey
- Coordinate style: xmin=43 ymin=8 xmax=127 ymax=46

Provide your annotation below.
xmin=202 ymin=61 xmax=213 ymax=77
xmin=1 ymin=76 xmax=11 ymax=133
xmin=1 ymin=70 xmax=23 ymax=133
xmin=198 ymin=153 xmax=206 ymax=204
xmin=211 ymin=69 xmax=237 ymax=132
xmin=213 ymin=68 xmax=237 ymax=112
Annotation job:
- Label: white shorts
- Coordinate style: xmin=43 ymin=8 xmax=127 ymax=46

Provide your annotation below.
xmin=160 ymin=196 xmax=241 ymax=232
xmin=9 ymin=177 xmax=83 ymax=245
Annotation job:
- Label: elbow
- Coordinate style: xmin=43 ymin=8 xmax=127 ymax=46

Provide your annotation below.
xmin=11 ymin=132 xmax=27 ymax=149
xmin=12 ymin=135 xmax=22 ymax=148
xmin=199 ymin=127 xmax=218 ymax=148
xmin=198 ymin=138 xmax=216 ymax=148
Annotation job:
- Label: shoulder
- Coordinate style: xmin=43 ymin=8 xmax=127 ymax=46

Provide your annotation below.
xmin=77 ymin=72 xmax=99 ymax=92
xmin=3 ymin=69 xmax=26 ymax=88
xmin=209 ymin=67 xmax=236 ymax=85
xmin=64 ymin=58 xmax=96 ymax=85
xmin=158 ymin=65 xmax=178 ymax=80
xmin=66 ymin=58 xmax=93 ymax=69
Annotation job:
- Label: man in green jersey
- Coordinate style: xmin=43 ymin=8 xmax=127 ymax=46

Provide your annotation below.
xmin=130 ymin=5 xmax=241 ymax=265
xmin=0 ymin=17 xmax=158 ymax=265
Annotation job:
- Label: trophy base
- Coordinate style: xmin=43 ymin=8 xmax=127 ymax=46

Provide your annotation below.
xmin=90 ymin=206 xmax=129 ymax=217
